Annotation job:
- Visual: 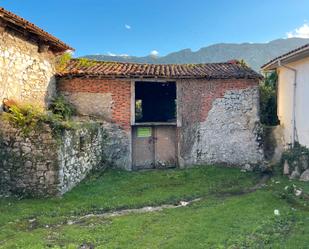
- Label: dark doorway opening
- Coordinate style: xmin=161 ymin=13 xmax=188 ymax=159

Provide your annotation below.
xmin=135 ymin=82 xmax=176 ymax=123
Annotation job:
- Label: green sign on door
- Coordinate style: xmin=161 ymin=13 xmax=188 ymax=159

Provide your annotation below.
xmin=137 ymin=127 xmax=152 ymax=137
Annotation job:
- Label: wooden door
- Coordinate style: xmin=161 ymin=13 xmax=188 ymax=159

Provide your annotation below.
xmin=132 ymin=127 xmax=155 ymax=169
xmin=132 ymin=126 xmax=177 ymax=170
xmin=154 ymin=126 xmax=177 ymax=168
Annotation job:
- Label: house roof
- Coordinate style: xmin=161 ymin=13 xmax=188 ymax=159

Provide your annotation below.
xmin=0 ymin=7 xmax=73 ymax=52
xmin=57 ymin=59 xmax=262 ymax=80
xmin=262 ymin=43 xmax=309 ymax=70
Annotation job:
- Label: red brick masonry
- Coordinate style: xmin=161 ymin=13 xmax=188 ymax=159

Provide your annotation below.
xmin=57 ymin=78 xmax=131 ymax=130
xmin=58 ymin=77 xmax=258 ymax=131
xmin=180 ymin=78 xmax=259 ymax=122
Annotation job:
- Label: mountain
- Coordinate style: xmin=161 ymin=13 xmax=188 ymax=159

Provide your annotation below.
xmin=83 ymin=38 xmax=309 ymax=71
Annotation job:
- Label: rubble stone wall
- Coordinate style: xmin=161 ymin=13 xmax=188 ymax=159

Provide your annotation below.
xmin=0 ymin=29 xmax=57 ymax=110
xmin=0 ymin=121 xmax=107 ymax=197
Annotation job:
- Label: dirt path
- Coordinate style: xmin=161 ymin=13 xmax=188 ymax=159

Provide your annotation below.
xmin=67 ymin=198 xmax=202 ymax=225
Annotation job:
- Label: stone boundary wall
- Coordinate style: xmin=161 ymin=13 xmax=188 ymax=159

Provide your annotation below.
xmin=0 ymin=121 xmax=107 ymax=197
xmin=178 ymin=79 xmax=264 ymax=169
xmin=0 ymin=122 xmax=59 ymax=196
xmin=0 ymin=28 xmax=57 ymax=111
xmin=58 ymin=126 xmax=107 ymax=194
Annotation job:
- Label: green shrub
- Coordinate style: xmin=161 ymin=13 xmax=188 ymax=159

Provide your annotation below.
xmin=260 ymin=71 xmax=279 ymax=126
xmin=281 ymin=142 xmax=309 ymax=173
xmin=3 ymin=102 xmax=47 ymax=135
xmin=2 ymin=99 xmax=77 ymax=136
xmin=49 ymin=95 xmax=76 ymax=120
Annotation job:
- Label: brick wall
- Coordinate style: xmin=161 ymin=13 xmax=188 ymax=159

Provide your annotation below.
xmin=179 ymin=78 xmax=259 ymax=123
xmin=57 ymin=77 xmax=263 ymax=170
xmin=178 ymin=78 xmax=263 ymax=168
xmin=57 ymin=78 xmax=131 ymax=130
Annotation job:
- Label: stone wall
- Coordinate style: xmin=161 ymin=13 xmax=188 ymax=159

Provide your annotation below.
xmin=58 ymin=126 xmax=107 ymax=194
xmin=0 ymin=122 xmax=59 ymax=196
xmin=0 ymin=29 xmax=57 ymax=110
xmin=178 ymin=79 xmax=264 ymax=169
xmin=0 ymin=121 xmax=107 ymax=197
xmin=101 ymin=122 xmax=131 ymax=171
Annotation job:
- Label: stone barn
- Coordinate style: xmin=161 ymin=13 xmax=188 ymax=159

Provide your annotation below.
xmin=57 ymin=59 xmax=264 ymax=170
xmin=0 ymin=7 xmax=264 ymax=196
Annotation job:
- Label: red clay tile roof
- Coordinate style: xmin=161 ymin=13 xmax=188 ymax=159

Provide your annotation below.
xmin=57 ymin=59 xmax=262 ymax=79
xmin=0 ymin=7 xmax=73 ymax=52
xmin=261 ymin=43 xmax=309 ymax=70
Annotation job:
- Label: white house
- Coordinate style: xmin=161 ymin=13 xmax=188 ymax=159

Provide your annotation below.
xmin=262 ymin=44 xmax=309 ymax=148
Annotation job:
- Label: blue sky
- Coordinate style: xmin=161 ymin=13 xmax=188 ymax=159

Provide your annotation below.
xmin=1 ymin=0 xmax=309 ymax=57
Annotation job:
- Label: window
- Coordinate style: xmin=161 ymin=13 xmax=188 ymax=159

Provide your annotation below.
xmin=135 ymin=82 xmax=176 ymax=123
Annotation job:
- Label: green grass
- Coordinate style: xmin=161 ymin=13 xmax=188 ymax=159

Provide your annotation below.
xmin=0 ymin=166 xmax=308 ymax=248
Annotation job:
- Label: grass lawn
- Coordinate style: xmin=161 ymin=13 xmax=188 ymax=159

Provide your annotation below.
xmin=0 ymin=166 xmax=308 ymax=248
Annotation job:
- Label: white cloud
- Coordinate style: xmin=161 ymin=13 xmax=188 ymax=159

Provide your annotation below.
xmin=125 ymin=24 xmax=131 ymax=30
xmin=150 ymin=50 xmax=159 ymax=57
xmin=107 ymin=52 xmax=129 ymax=57
xmin=286 ymin=23 xmax=309 ymax=38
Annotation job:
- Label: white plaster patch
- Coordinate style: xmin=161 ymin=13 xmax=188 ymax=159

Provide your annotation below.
xmin=62 ymin=92 xmax=113 ymax=119
xmin=188 ymin=87 xmax=263 ymax=167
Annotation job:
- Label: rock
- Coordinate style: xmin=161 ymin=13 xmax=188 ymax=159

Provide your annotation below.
xmin=300 ymin=155 xmax=309 ymax=170
xmin=295 ymin=189 xmax=302 ymax=196
xmin=45 ymin=171 xmax=56 ymax=184
xmin=300 ymin=169 xmax=309 ymax=181
xmin=21 ymin=146 xmax=31 ymax=154
xmin=243 ymin=163 xmax=253 ymax=172
xmin=290 ymin=168 xmax=300 ymax=180
xmin=79 ymin=243 xmax=95 ymax=249
xmin=283 ymin=160 xmax=290 ymax=175
xmin=180 ymin=201 xmax=189 ymax=207
xmin=25 ymin=161 xmax=32 ymax=168
xmin=28 ymin=218 xmax=38 ymax=230
xmin=274 ymin=209 xmax=280 ymax=216
xmin=67 ymin=220 xmax=74 ymax=225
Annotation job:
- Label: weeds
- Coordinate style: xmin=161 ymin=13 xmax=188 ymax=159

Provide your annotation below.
xmin=49 ymin=95 xmax=76 ymax=121
xmin=2 ymin=98 xmax=78 ymax=136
